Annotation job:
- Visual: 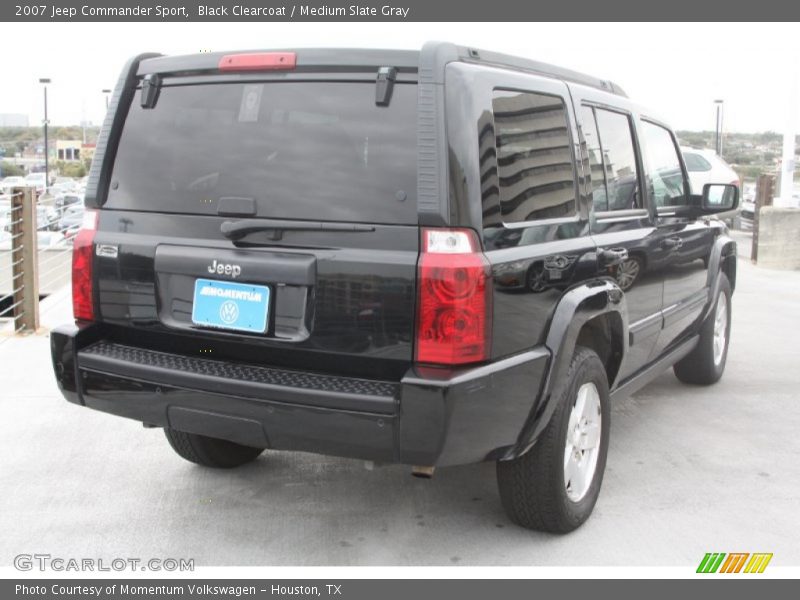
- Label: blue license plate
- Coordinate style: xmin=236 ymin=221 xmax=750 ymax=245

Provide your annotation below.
xmin=191 ymin=278 xmax=270 ymax=334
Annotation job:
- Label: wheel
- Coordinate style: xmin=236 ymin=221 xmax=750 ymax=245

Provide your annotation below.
xmin=614 ymin=255 xmax=642 ymax=291
xmin=496 ymin=346 xmax=610 ymax=533
xmin=673 ymin=274 xmax=731 ymax=385
xmin=526 ymin=263 xmax=546 ymax=293
xmin=164 ymin=428 xmax=265 ymax=468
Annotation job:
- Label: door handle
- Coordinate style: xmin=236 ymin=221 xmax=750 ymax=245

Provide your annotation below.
xmin=662 ymin=237 xmax=683 ymax=250
xmin=599 ymin=247 xmax=629 ymax=267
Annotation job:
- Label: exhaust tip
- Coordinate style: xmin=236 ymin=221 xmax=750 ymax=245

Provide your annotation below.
xmin=411 ymin=465 xmax=436 ymax=479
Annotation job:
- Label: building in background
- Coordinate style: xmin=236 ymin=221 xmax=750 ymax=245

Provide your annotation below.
xmin=56 ymin=140 xmax=82 ymax=161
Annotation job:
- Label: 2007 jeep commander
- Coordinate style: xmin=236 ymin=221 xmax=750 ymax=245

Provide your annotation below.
xmin=51 ymin=43 xmax=738 ymax=532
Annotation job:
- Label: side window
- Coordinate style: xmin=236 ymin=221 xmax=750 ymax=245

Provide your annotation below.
xmin=492 ymin=90 xmax=577 ymax=222
xmin=580 ymin=106 xmax=609 ymax=211
xmin=639 ymin=121 xmax=688 ymax=207
xmin=593 ymin=109 xmax=641 ymax=211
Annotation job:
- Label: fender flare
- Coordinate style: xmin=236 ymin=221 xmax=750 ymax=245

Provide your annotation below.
xmin=702 ymin=233 xmax=737 ymax=323
xmin=505 ymin=278 xmax=629 ymax=460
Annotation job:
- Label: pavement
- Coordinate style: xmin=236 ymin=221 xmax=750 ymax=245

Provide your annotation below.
xmin=1 ymin=231 xmax=799 ymax=567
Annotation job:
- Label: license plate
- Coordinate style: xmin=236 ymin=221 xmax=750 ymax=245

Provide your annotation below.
xmin=191 ymin=278 xmax=270 ymax=334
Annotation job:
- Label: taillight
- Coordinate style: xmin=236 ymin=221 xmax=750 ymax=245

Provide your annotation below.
xmin=72 ymin=210 xmax=98 ymax=322
xmin=416 ymin=228 xmax=492 ymax=365
xmin=218 ymin=52 xmax=297 ymax=72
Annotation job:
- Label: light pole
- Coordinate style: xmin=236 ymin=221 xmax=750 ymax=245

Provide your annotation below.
xmin=714 ymin=99 xmax=724 ymax=156
xmin=39 ymin=78 xmax=51 ymax=189
xmin=102 ymin=88 xmax=111 ymax=110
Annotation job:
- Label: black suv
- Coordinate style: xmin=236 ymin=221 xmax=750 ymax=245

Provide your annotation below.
xmin=51 ymin=43 xmax=738 ymax=533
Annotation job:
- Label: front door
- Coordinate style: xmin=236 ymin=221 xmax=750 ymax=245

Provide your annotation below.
xmin=636 ymin=119 xmax=715 ymax=358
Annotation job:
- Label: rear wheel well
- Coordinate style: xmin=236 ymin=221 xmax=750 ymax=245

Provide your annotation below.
xmin=575 ymin=313 xmax=624 ymax=388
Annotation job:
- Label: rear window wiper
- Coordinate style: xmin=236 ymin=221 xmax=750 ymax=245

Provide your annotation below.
xmin=220 ymin=219 xmax=376 ymax=241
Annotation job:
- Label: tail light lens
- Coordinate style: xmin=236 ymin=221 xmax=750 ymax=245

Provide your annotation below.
xmin=416 ymin=228 xmax=492 ymax=365
xmin=72 ymin=210 xmax=98 ymax=322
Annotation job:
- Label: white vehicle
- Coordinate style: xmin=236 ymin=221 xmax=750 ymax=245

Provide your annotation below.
xmin=681 ymin=147 xmax=739 ymax=193
xmin=23 ymin=172 xmax=47 ymax=193
xmin=0 ymin=176 xmax=26 ymax=193
xmin=681 ymin=147 xmax=740 ymax=220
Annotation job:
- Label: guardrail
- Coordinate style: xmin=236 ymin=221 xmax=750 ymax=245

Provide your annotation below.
xmin=1 ymin=186 xmax=75 ymax=333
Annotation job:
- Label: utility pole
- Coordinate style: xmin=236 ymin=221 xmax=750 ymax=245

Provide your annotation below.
xmin=39 ymin=78 xmax=51 ymax=187
xmin=714 ymin=99 xmax=724 ymax=156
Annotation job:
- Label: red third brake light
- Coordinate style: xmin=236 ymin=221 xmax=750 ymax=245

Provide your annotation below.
xmin=416 ymin=228 xmax=492 ymax=365
xmin=218 ymin=52 xmax=297 ymax=72
xmin=72 ymin=210 xmax=98 ymax=322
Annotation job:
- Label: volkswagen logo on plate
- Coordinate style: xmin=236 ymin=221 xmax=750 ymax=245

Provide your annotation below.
xmin=219 ymin=300 xmax=239 ymax=325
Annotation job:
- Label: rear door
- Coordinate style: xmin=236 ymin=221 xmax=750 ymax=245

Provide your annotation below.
xmin=570 ymin=86 xmax=665 ymax=379
xmin=93 ymin=76 xmax=420 ymax=381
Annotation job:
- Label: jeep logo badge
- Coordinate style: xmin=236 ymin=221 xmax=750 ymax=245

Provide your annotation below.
xmin=207 ymin=260 xmax=241 ymax=278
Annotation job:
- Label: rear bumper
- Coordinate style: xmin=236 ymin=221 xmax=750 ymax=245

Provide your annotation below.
xmin=51 ymin=324 xmax=549 ymax=467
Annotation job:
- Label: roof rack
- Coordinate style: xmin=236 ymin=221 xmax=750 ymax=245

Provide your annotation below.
xmin=420 ymin=41 xmax=627 ymax=98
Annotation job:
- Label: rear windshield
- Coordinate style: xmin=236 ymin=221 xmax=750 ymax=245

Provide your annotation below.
xmin=107 ymin=81 xmax=418 ymax=224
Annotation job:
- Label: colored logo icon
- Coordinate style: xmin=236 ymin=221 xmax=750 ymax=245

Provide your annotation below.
xmin=697 ymin=553 xmax=773 ymax=573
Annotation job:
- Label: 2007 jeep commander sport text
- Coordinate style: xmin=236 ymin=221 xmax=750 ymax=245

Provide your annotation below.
xmin=51 ymin=43 xmax=738 ymax=532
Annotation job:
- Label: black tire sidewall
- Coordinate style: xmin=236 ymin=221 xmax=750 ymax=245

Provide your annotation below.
xmin=550 ymin=349 xmax=612 ymax=527
xmin=709 ymin=276 xmax=732 ymax=380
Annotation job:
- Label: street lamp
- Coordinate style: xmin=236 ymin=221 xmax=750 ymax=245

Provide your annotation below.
xmin=39 ymin=78 xmax=51 ymax=190
xmin=102 ymin=88 xmax=111 ymax=110
xmin=714 ymin=99 xmax=724 ymax=156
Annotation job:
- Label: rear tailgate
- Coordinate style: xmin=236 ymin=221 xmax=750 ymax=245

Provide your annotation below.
xmin=91 ymin=74 xmax=420 ymax=381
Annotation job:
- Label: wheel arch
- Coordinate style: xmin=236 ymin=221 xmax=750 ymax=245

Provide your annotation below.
xmin=702 ymin=234 xmax=737 ymax=322
xmin=504 ymin=279 xmax=629 ymax=460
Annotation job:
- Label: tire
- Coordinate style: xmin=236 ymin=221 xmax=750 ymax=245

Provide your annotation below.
xmin=496 ymin=346 xmax=610 ymax=533
xmin=526 ymin=263 xmax=546 ymax=293
xmin=164 ymin=428 xmax=265 ymax=468
xmin=673 ymin=274 xmax=732 ymax=385
xmin=614 ymin=255 xmax=642 ymax=291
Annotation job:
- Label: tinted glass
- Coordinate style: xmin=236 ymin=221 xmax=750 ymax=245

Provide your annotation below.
xmin=683 ymin=151 xmax=712 ymax=172
xmin=107 ymin=82 xmax=418 ymax=224
xmin=580 ymin=106 xmax=608 ymax=211
xmin=594 ymin=109 xmax=641 ymax=211
xmin=492 ymin=90 xmax=577 ymax=222
xmin=640 ymin=121 xmax=688 ymax=207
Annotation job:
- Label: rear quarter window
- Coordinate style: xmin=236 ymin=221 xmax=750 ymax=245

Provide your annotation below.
xmin=489 ymin=90 xmax=577 ymax=223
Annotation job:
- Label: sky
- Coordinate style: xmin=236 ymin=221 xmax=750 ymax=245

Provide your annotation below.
xmin=2 ymin=21 xmax=799 ymax=133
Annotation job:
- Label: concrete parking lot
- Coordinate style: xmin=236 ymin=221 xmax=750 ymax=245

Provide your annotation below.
xmin=1 ymin=232 xmax=799 ymax=567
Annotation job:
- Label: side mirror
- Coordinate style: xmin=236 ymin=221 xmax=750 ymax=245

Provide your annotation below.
xmin=702 ymin=183 xmax=739 ymax=213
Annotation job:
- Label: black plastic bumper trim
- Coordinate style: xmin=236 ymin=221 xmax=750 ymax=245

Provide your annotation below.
xmin=78 ymin=341 xmax=399 ymax=415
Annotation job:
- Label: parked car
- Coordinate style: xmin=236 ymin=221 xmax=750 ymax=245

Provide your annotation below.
xmin=51 ymin=44 xmax=739 ymax=533
xmin=738 ymin=183 xmax=756 ymax=228
xmin=51 ymin=179 xmax=79 ymax=195
xmin=36 ymin=204 xmax=60 ymax=231
xmin=54 ymin=193 xmax=84 ymax=212
xmin=681 ymin=147 xmax=739 ymax=221
xmin=0 ymin=204 xmax=12 ymax=232
xmin=58 ymin=204 xmax=85 ymax=236
xmin=0 ymin=176 xmax=26 ymax=193
xmin=24 ymin=172 xmax=47 ymax=193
